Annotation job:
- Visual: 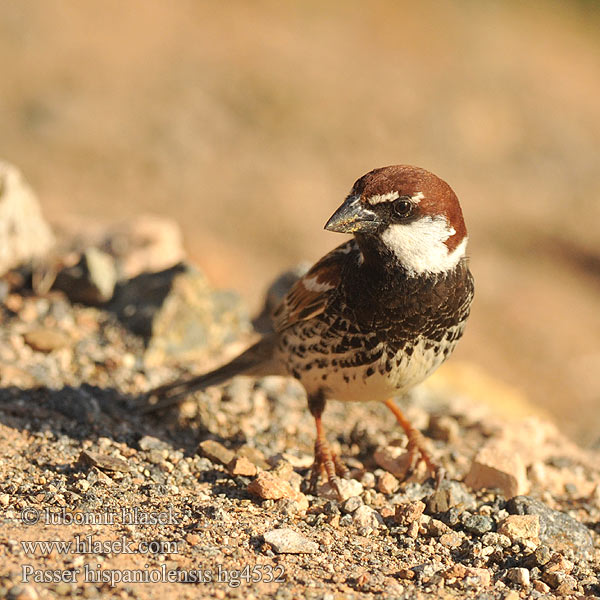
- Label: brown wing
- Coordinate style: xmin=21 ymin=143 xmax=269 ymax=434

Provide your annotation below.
xmin=272 ymin=240 xmax=356 ymax=333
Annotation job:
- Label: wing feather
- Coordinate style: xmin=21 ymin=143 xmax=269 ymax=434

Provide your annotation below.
xmin=272 ymin=240 xmax=357 ymax=332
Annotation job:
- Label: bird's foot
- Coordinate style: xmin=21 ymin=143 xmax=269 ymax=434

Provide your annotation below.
xmin=401 ymin=427 xmax=445 ymax=488
xmin=383 ymin=398 xmax=444 ymax=488
xmin=308 ymin=440 xmax=349 ymax=500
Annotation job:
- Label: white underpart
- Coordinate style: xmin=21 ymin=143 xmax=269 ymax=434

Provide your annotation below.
xmin=380 ymin=216 xmax=467 ymax=275
xmin=366 ymin=191 xmax=399 ymax=205
xmin=303 ymin=275 xmax=335 ymax=292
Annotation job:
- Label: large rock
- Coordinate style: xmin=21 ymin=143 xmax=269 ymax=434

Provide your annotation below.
xmin=53 ymin=247 xmax=117 ymax=304
xmin=507 ymin=496 xmax=594 ymax=554
xmin=110 ymin=263 xmax=252 ymax=366
xmin=0 ymin=160 xmax=54 ymax=276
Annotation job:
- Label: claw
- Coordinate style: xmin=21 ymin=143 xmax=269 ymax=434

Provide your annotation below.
xmin=384 ymin=398 xmax=442 ymax=484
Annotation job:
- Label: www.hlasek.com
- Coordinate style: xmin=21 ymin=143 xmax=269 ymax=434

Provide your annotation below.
xmin=22 ymin=563 xmax=286 ymax=588
xmin=21 ymin=535 xmax=180 ymax=556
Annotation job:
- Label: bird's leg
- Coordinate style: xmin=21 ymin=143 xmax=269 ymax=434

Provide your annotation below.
xmin=384 ymin=398 xmax=444 ymax=487
xmin=308 ymin=392 xmax=348 ymax=498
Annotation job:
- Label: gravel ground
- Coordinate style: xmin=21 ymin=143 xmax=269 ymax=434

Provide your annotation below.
xmin=1 ymin=283 xmax=600 ymax=600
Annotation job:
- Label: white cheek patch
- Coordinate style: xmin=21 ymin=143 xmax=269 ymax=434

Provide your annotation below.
xmin=380 ymin=217 xmax=467 ymax=275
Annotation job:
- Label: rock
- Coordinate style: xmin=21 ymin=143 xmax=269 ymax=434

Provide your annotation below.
xmin=542 ymin=571 xmax=577 ymax=593
xmin=352 ymin=505 xmax=384 ymax=532
xmin=460 ymin=512 xmax=494 ymax=535
xmin=102 ymin=214 xmax=185 ymax=279
xmin=227 ymin=456 xmax=257 ymax=477
xmin=0 ymin=160 xmax=54 ymax=276
xmin=263 ymin=528 xmax=318 ymax=554
xmin=427 ymin=414 xmax=459 ymax=442
xmin=394 ymin=500 xmax=425 ymax=525
xmin=341 ymin=496 xmax=363 ymax=514
xmin=317 ymin=478 xmax=363 ymax=501
xmin=426 ymin=480 xmax=476 ymax=513
xmin=497 ymin=515 xmax=540 ymax=543
xmin=507 ymin=567 xmax=530 ymax=587
xmin=377 ymin=471 xmax=400 ymax=495
xmin=54 ymin=247 xmax=117 ymax=304
xmin=78 ymin=450 xmax=130 ymax=473
xmin=481 ymin=532 xmax=511 ymax=548
xmin=138 ymin=435 xmax=171 ymax=452
xmin=6 ymin=584 xmax=39 ymax=600
xmin=197 ymin=440 xmax=235 ymax=466
xmin=248 ymin=472 xmax=308 ymax=510
xmin=110 ymin=263 xmax=252 ymax=366
xmin=236 ymin=445 xmax=270 ymax=470
xmin=533 ymin=580 xmax=551 ymax=593
xmin=544 ymin=553 xmax=574 ymax=574
xmin=373 ymin=446 xmax=411 ymax=479
xmin=464 ymin=441 xmax=528 ymax=498
xmin=439 ymin=532 xmax=462 ymax=547
xmin=427 ymin=518 xmax=452 ymax=537
xmin=23 ymin=328 xmax=71 ymax=353
xmin=506 ymin=495 xmax=593 ymax=554
xmin=463 ymin=567 xmax=491 ymax=587
xmin=269 ymin=457 xmax=294 ymax=481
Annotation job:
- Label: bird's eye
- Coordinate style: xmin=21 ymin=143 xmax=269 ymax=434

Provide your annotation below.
xmin=393 ymin=198 xmax=412 ymax=218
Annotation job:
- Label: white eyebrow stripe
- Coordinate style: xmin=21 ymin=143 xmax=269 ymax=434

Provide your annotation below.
xmin=366 ymin=191 xmax=400 ymax=205
xmin=366 ymin=191 xmax=425 ymax=206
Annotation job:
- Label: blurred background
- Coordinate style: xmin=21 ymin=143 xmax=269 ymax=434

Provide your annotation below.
xmin=1 ymin=1 xmax=599 ymax=443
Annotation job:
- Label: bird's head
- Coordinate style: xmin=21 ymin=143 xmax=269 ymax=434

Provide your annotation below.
xmin=325 ymin=165 xmax=468 ymax=276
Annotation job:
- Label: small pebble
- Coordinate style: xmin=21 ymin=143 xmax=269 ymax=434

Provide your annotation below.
xmin=263 ymin=528 xmax=319 ymax=554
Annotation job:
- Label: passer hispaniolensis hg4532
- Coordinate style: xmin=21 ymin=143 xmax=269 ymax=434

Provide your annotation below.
xmin=148 ymin=165 xmax=474 ymax=497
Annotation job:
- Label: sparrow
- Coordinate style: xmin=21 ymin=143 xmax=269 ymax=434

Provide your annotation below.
xmin=146 ymin=165 xmax=474 ymax=497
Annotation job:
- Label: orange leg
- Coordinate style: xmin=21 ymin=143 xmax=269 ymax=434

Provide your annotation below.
xmin=308 ymin=393 xmax=349 ymax=498
xmin=384 ymin=398 xmax=444 ymax=486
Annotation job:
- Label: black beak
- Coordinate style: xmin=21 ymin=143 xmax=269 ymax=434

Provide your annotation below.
xmin=324 ymin=195 xmax=380 ymax=234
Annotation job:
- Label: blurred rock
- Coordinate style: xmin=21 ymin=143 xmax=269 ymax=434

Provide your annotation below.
xmin=78 ymin=450 xmax=129 ymax=473
xmin=53 ymin=247 xmax=117 ymax=304
xmin=227 ymin=456 xmax=257 ymax=477
xmin=426 ymin=480 xmax=476 ymax=513
xmin=373 ymin=446 xmax=412 ymax=479
xmin=464 ymin=440 xmax=528 ymax=499
xmin=197 ymin=439 xmax=235 ymax=466
xmin=23 ymin=327 xmax=71 ymax=353
xmin=506 ymin=495 xmax=593 ymax=554
xmin=427 ymin=414 xmax=459 ymax=442
xmin=377 ymin=471 xmax=400 ymax=495
xmin=53 ymin=214 xmax=185 ymax=281
xmin=101 ymin=214 xmax=185 ymax=279
xmin=110 ymin=263 xmax=252 ymax=366
xmin=394 ymin=500 xmax=425 ymax=525
xmin=317 ymin=478 xmax=363 ymax=501
xmin=0 ymin=160 xmax=54 ymax=276
xmin=353 ymin=505 xmax=384 ymax=532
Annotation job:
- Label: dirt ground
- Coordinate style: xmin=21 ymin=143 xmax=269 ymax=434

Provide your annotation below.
xmin=0 ymin=286 xmax=599 ymax=600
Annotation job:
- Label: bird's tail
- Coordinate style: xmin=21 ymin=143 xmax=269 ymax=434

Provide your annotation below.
xmin=142 ymin=334 xmax=281 ymax=413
